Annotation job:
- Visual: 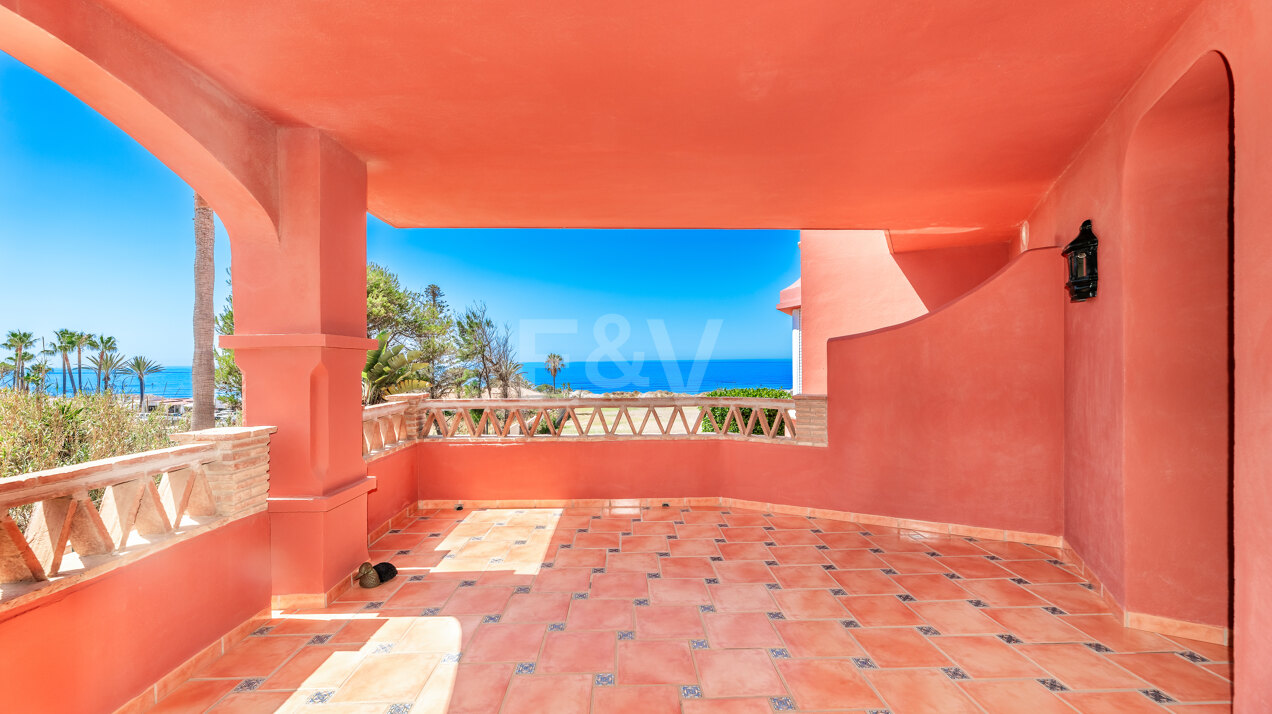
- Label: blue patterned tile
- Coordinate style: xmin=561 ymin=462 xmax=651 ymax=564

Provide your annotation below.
xmin=573 ymin=592 xmax=589 ymax=599
xmin=592 ymin=567 xmax=606 ymax=573
xmin=617 ymin=630 xmax=635 ymax=640
xmin=469 ymin=536 xmax=483 ymax=542
xmin=482 ymin=614 xmax=502 ymax=623
xmin=634 ymin=598 xmax=650 ymax=607
xmin=621 ymin=531 xmax=633 ymax=536
xmin=810 ymin=529 xmax=824 ymax=534
xmin=925 ymin=551 xmax=941 ymax=557
xmin=821 ymin=564 xmax=838 ymax=570
xmin=646 ymin=572 xmax=661 ymax=579
xmin=869 ymin=548 xmax=884 ymax=553
xmin=657 ymin=552 xmax=671 ymax=558
xmin=1083 ymin=642 xmax=1114 ymax=653
xmin=943 ymin=572 xmax=962 ymax=580
xmin=766 ymin=611 xmax=786 ymax=620
xmin=764 ymin=560 xmax=779 ymax=566
xmin=514 ymin=662 xmax=536 ymax=675
xmin=389 ymin=529 xmax=402 ymax=534
xmin=714 ymin=538 xmax=727 ymax=543
xmin=859 ymin=531 xmax=873 ymax=536
xmin=1009 ymin=577 xmax=1030 ymax=585
xmin=251 ymin=626 xmax=274 ymax=636
xmin=441 ymin=652 xmax=461 ymax=663
xmin=768 ymin=648 xmax=791 ymax=659
xmin=709 ymin=556 xmax=724 ymax=562
xmin=1037 ymin=678 xmax=1069 ymax=692
xmin=765 ymin=582 xmax=782 ymax=590
xmin=917 ymin=626 xmax=941 ymax=636
xmin=1079 ymin=582 xmax=1095 ymax=590
xmin=560 ymin=543 xmax=574 ymax=548
xmin=515 ymin=585 xmax=531 ymax=594
xmin=408 ymin=575 xmax=427 ymax=582
xmin=763 ymin=541 xmax=777 ymax=547
xmin=364 ymin=601 xmax=384 ymax=610
xmin=427 ymin=532 xmax=442 ymax=538
xmin=1140 ymin=689 xmax=1177 ymax=704
xmin=666 ymin=535 xmax=678 ymax=540
xmin=763 ymin=526 xmax=776 ymax=531
xmin=607 ymin=548 xmax=621 ymax=553
xmin=534 ymin=525 xmax=546 ymax=530
xmin=548 ymin=622 xmax=566 ymax=632
xmin=594 ymin=673 xmax=615 ymax=686
xmin=1176 ymin=650 xmax=1209 ymax=663
xmin=396 ymin=549 xmax=411 ymax=555
xmin=489 ymin=558 xmax=504 ymax=565
xmin=963 ymin=536 xmax=978 ymax=542
xmin=896 ymin=593 xmax=916 ymax=602
xmin=967 ymin=599 xmax=989 ymax=608
xmin=306 ymin=690 xmax=335 ymax=704
xmin=704 ymin=578 xmax=720 ymax=585
xmin=815 ymin=544 xmax=829 ymax=550
xmin=941 ymin=667 xmax=969 ymax=680
xmin=680 ymin=685 xmax=703 ymax=699
xmin=443 ymin=554 xmax=457 ymax=560
xmin=997 ymin=633 xmax=1023 ymax=644
xmin=880 ymin=568 xmax=898 ymax=575
xmin=830 ymin=588 xmax=848 ymax=596
xmin=541 ymin=562 xmax=554 ymax=568
xmin=233 ymin=678 xmax=265 ymax=692
xmin=1042 ymin=606 xmax=1067 ymax=616
xmin=984 ymin=554 xmax=1001 ymax=561
xmin=770 ymin=696 xmax=796 ymax=711
xmin=372 ymin=643 xmax=395 ymax=654
xmin=852 ymin=657 xmax=878 ymax=669
xmin=308 ymin=634 xmax=332 ymax=645
xmin=690 ymin=639 xmax=709 ymax=650
xmin=514 ymin=539 xmax=528 ymax=545
xmin=386 ymin=703 xmax=413 ymax=714
xmin=459 ymin=580 xmax=477 ymax=587
xmin=421 ymin=608 xmax=441 ymax=616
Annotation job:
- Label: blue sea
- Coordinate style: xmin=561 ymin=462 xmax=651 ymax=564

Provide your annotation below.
xmin=32 ymin=359 xmax=792 ymax=399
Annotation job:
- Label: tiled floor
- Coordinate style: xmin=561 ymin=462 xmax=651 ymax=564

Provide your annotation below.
xmin=150 ymin=506 xmax=1233 ymax=713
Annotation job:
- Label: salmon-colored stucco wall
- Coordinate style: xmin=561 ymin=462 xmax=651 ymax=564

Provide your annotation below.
xmin=367 ymin=447 xmax=419 ymax=535
xmin=798 ymin=230 xmax=1009 ymax=393
xmin=1026 ymin=0 xmax=1270 ymax=705
xmin=0 ymin=513 xmax=271 ymax=714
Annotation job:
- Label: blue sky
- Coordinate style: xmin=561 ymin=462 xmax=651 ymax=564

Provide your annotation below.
xmin=0 ymin=50 xmax=799 ymax=367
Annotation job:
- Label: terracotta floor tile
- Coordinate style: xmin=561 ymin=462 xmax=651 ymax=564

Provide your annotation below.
xmin=327 ymin=617 xmax=414 ymax=646
xmin=770 ymin=545 xmax=831 ymax=565
xmin=441 ymin=586 xmax=514 ymax=615
xmin=676 ymin=524 xmax=725 ymax=540
xmin=938 ymin=556 xmax=1016 ymax=580
xmin=713 ymin=560 xmax=776 ymax=584
xmin=765 ymin=516 xmax=815 ymax=530
xmin=717 ymin=542 xmax=776 ymax=561
xmin=839 ymin=595 xmax=924 ymax=626
xmin=721 ymin=526 xmax=770 ymax=542
xmin=567 ymin=598 xmax=635 ymax=630
xmin=708 ymin=583 xmax=778 ymax=612
xmin=1026 ymin=583 xmax=1110 ymax=613
xmin=503 ymin=592 xmax=572 ymax=623
xmin=264 ymin=615 xmax=351 ymax=636
xmin=820 ymin=550 xmax=886 ymax=572
xmin=591 ymin=684 xmax=682 ymax=714
xmin=852 ymin=627 xmax=952 ymax=667
xmin=958 ymin=577 xmax=1048 ymax=607
xmin=330 ymin=652 xmax=441 ymax=703
xmin=1017 ymin=643 xmax=1149 ymax=689
xmin=880 ymin=552 xmax=951 ymax=574
xmin=776 ymin=658 xmax=882 ymax=710
xmin=891 ymin=573 xmax=971 ymax=601
xmin=429 ymin=662 xmax=513 ymax=714
xmin=723 ymin=513 xmax=770 ymax=527
xmin=616 ymin=640 xmax=696 ymax=684
xmin=591 ymin=572 xmax=650 ymax=599
xmin=592 ymin=518 xmax=635 ymax=533
xmin=606 ymin=552 xmax=661 ymax=572
xmin=532 ymin=567 xmax=593 ymax=592
xmin=810 ymin=516 xmax=866 ymax=532
xmin=816 ymin=532 xmax=875 ymax=549
xmin=649 ymin=577 xmax=713 ymax=605
xmin=538 ymin=630 xmax=617 ymax=673
xmin=1003 ymin=559 xmax=1084 ymax=583
xmin=386 ymin=580 xmax=460 ymax=608
xmin=774 ymin=619 xmax=866 ymax=658
xmin=150 ymin=679 xmax=237 ymax=714
xmin=767 ymin=529 xmax=824 ymax=546
xmin=932 ymin=635 xmax=1047 ymax=678
xmin=475 ymin=570 xmax=535 ymax=587
xmin=635 ymin=604 xmax=706 ymax=639
xmin=770 ymin=564 xmax=839 ymax=588
xmin=463 ymin=623 xmax=547 ymax=662
xmin=682 ymin=511 xmax=728 ymax=525
xmin=632 ymin=521 xmax=677 ymax=536
xmin=695 ymin=648 xmax=786 ymax=697
xmin=959 ymin=679 xmax=1079 ymax=714
xmin=659 ymin=557 xmax=718 ymax=579
xmin=974 ymin=540 xmax=1051 ymax=560
xmin=909 ymin=600 xmax=1001 ymax=634
xmin=395 ymin=617 xmax=467 ymax=653
xmin=703 ymin=611 xmax=782 ymax=648
xmin=262 ymin=644 xmax=366 ymax=689
xmin=206 ymin=690 xmax=301 ymax=713
xmin=681 ymin=697 xmax=776 ymax=713
xmin=670 ymin=538 xmax=722 ymax=557
xmin=867 ymin=668 xmax=983 ymax=714
xmin=866 ymin=534 xmax=934 ymax=553
xmin=1106 ymin=652 xmax=1233 ymax=702
xmin=831 ymin=568 xmax=905 ymax=595
xmin=984 ymin=607 xmax=1089 ymax=642
xmin=921 ymin=537 xmax=995 ymax=557
xmin=773 ymin=588 xmax=849 ymax=619
xmin=554 ymin=547 xmax=608 ymax=568
xmin=620 ymin=534 xmax=669 ymax=552
xmin=501 ymin=673 xmax=591 ymax=714
xmin=1164 ymin=635 xmax=1232 ymax=662
xmin=196 ymin=635 xmax=308 ymax=678
xmin=575 ymin=532 xmax=621 ymax=549
xmin=1061 ymin=690 xmax=1174 ymax=713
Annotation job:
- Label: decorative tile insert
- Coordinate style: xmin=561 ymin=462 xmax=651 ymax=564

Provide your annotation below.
xmin=514 ymin=662 xmax=536 ymax=675
xmin=308 ymin=634 xmax=332 ymax=645
xmin=594 ymin=673 xmax=615 ymax=687
xmin=1037 ymin=678 xmax=1069 ymax=692
xmin=942 ymin=667 xmax=970 ymax=680
xmin=680 ymin=685 xmax=703 ymax=699
xmin=768 ymin=648 xmax=791 ymax=659
xmin=917 ymin=626 xmax=941 ymax=636
xmin=770 ymin=696 xmax=796 ymax=711
xmin=690 ymin=639 xmax=709 ymax=650
xmin=1140 ymin=689 xmax=1178 ymax=704
xmin=852 ymin=657 xmax=879 ymax=669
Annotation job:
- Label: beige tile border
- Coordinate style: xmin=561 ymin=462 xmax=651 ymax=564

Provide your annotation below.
xmin=112 ymin=606 xmax=271 ymax=714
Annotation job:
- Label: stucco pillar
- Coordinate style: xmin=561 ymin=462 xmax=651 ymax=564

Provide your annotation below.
xmin=221 ymin=128 xmax=375 ymax=604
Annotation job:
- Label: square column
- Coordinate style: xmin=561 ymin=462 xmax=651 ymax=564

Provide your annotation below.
xmin=221 ymin=128 xmax=375 ymax=603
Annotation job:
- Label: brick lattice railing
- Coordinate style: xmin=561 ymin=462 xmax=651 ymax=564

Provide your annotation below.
xmin=0 ymin=426 xmax=275 ymax=611
xmin=375 ymin=394 xmax=829 ymax=446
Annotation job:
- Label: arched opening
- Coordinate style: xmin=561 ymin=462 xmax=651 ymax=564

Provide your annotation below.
xmin=1122 ymin=51 xmax=1233 ymax=631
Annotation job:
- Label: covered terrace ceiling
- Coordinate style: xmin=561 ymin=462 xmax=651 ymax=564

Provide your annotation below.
xmin=99 ymin=0 xmax=1201 ymax=243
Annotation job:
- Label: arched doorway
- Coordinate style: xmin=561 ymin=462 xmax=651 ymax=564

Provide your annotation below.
xmin=1122 ymin=51 xmax=1233 ymax=634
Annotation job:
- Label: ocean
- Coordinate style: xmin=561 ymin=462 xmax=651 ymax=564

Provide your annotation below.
xmin=32 ymin=358 xmax=792 ymax=399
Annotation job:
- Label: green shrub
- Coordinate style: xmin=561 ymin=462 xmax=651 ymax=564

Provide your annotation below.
xmin=698 ymin=387 xmax=792 ymax=436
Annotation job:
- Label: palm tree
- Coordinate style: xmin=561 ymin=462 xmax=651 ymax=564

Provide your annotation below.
xmin=125 ymin=356 xmax=163 ymax=411
xmin=90 ymin=351 xmax=125 ymax=392
xmin=53 ymin=329 xmax=79 ymax=395
xmin=192 ymin=192 xmax=216 ymax=429
xmin=92 ymin=334 xmax=116 ymax=392
xmin=0 ymin=359 xmax=12 ymax=389
xmin=4 ymin=331 xmax=36 ymax=392
xmin=26 ymin=360 xmax=52 ymax=395
xmin=545 ymin=353 xmax=565 ymax=394
xmin=72 ymin=332 xmax=93 ymax=394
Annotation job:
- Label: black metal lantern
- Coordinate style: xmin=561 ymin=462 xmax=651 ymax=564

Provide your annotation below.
xmin=1062 ymin=219 xmax=1099 ymax=301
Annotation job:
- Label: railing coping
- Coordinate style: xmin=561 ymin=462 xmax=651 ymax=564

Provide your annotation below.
xmin=0 ymin=443 xmax=217 ymax=497
xmin=362 ymin=402 xmax=408 ymax=418
xmin=389 ymin=397 xmax=800 ymax=408
xmin=171 ymin=425 xmax=278 ymax=442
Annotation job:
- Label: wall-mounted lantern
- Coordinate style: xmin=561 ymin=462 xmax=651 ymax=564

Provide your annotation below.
xmin=1062 ymin=219 xmax=1099 ymax=301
